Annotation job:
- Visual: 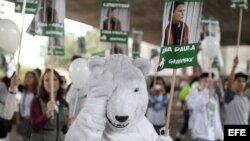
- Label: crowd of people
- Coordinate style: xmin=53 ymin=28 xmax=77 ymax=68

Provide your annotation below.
xmin=0 ymin=55 xmax=249 ymax=141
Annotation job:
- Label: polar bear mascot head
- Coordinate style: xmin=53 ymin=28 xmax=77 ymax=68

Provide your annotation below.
xmin=90 ymin=54 xmax=151 ymax=130
xmin=65 ymin=54 xmax=172 ymax=141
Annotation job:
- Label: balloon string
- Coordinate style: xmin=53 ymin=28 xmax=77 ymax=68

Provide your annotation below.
xmin=16 ymin=0 xmax=27 ymax=77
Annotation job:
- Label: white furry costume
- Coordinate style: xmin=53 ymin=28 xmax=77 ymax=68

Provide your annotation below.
xmin=65 ymin=55 xmax=172 ymax=141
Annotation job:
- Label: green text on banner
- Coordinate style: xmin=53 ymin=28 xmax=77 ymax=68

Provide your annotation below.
xmin=158 ymin=43 xmax=198 ymax=70
xmin=231 ymin=0 xmax=248 ymax=10
xmin=15 ymin=0 xmax=39 ymax=14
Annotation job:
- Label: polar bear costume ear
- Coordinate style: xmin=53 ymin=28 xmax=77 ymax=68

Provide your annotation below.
xmin=133 ymin=58 xmax=151 ymax=76
xmin=87 ymin=56 xmax=106 ymax=71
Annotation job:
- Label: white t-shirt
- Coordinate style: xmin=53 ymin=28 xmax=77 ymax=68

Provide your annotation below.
xmin=187 ymin=88 xmax=224 ymax=141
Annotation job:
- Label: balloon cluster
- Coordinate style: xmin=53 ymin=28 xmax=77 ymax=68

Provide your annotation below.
xmin=0 ymin=19 xmax=20 ymax=53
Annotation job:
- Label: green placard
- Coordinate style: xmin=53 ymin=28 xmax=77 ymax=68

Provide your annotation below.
xmin=165 ymin=0 xmax=203 ymax=2
xmin=132 ymin=52 xmax=140 ymax=59
xmin=15 ymin=0 xmax=39 ymax=14
xmin=48 ymin=47 xmax=64 ymax=56
xmin=27 ymin=22 xmax=64 ymax=37
xmin=132 ymin=29 xmax=143 ymax=59
xmin=100 ymin=0 xmax=130 ymax=43
xmin=102 ymin=0 xmax=130 ymax=8
xmin=26 ymin=0 xmax=65 ymax=38
xmin=47 ymin=37 xmax=64 ymax=56
xmin=231 ymin=0 xmax=248 ymax=10
xmin=100 ymin=30 xmax=128 ymax=43
xmin=158 ymin=43 xmax=198 ymax=70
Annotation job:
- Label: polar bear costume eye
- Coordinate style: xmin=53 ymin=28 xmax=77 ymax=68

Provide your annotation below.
xmin=134 ymin=88 xmax=139 ymax=93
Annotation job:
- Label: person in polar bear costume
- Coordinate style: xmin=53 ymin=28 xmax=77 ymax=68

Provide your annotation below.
xmin=65 ymin=54 xmax=172 ymax=141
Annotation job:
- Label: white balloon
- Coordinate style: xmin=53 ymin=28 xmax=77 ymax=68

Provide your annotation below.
xmin=197 ymin=51 xmax=210 ymax=72
xmin=201 ymin=36 xmax=220 ymax=59
xmin=69 ymin=58 xmax=90 ymax=89
xmin=0 ymin=19 xmax=20 ymax=53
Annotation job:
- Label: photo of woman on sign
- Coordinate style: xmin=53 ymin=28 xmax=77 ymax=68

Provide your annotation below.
xmin=164 ymin=2 xmax=189 ymax=46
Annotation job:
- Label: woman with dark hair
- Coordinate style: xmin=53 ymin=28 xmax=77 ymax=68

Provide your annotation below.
xmin=30 ymin=69 xmax=69 ymax=141
xmin=17 ymin=71 xmax=39 ymax=141
xmin=164 ymin=2 xmax=188 ymax=46
xmin=103 ymin=8 xmax=122 ymax=30
xmin=146 ymin=77 xmax=169 ymax=134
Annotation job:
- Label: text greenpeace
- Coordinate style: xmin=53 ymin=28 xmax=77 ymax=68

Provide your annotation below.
xmin=169 ymin=58 xmax=194 ymax=65
xmin=158 ymin=44 xmax=198 ymax=70
xmin=162 ymin=45 xmax=195 ymax=54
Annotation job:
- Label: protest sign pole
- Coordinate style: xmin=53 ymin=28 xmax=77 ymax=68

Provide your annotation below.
xmin=236 ymin=9 xmax=243 ymax=56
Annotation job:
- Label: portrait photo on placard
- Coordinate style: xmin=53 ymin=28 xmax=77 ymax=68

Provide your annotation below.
xmin=162 ymin=1 xmax=202 ymax=46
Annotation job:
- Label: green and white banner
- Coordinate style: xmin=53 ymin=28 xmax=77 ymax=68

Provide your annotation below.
xmin=159 ymin=0 xmax=202 ymax=70
xmin=201 ymin=16 xmax=219 ymax=25
xmin=231 ymin=0 xmax=248 ymax=10
xmin=100 ymin=0 xmax=130 ymax=43
xmin=158 ymin=43 xmax=198 ymax=69
xmin=27 ymin=0 xmax=65 ymax=38
xmin=15 ymin=0 xmax=39 ymax=14
xmin=47 ymin=37 xmax=64 ymax=56
xmin=132 ymin=29 xmax=143 ymax=59
xmin=200 ymin=16 xmax=221 ymax=41
xmin=26 ymin=0 xmax=65 ymax=56
xmin=165 ymin=0 xmax=203 ymax=2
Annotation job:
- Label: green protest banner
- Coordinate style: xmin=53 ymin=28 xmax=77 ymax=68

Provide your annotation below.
xmin=132 ymin=29 xmax=143 ymax=59
xmin=15 ymin=0 xmax=39 ymax=14
xmin=201 ymin=16 xmax=219 ymax=25
xmin=27 ymin=0 xmax=65 ymax=38
xmin=231 ymin=0 xmax=248 ymax=10
xmin=27 ymin=0 xmax=65 ymax=56
xmin=100 ymin=0 xmax=130 ymax=43
xmin=165 ymin=0 xmax=203 ymax=2
xmin=48 ymin=37 xmax=64 ymax=56
xmin=158 ymin=43 xmax=198 ymax=70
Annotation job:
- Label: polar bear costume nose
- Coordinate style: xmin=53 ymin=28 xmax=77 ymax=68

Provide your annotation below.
xmin=115 ymin=115 xmax=129 ymax=122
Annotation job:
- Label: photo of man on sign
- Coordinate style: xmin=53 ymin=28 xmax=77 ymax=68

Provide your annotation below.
xmin=103 ymin=8 xmax=122 ymax=31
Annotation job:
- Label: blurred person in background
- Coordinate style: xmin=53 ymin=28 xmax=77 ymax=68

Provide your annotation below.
xmin=146 ymin=77 xmax=170 ymax=134
xmin=187 ymin=72 xmax=224 ymax=141
xmin=16 ymin=71 xmax=39 ymax=141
